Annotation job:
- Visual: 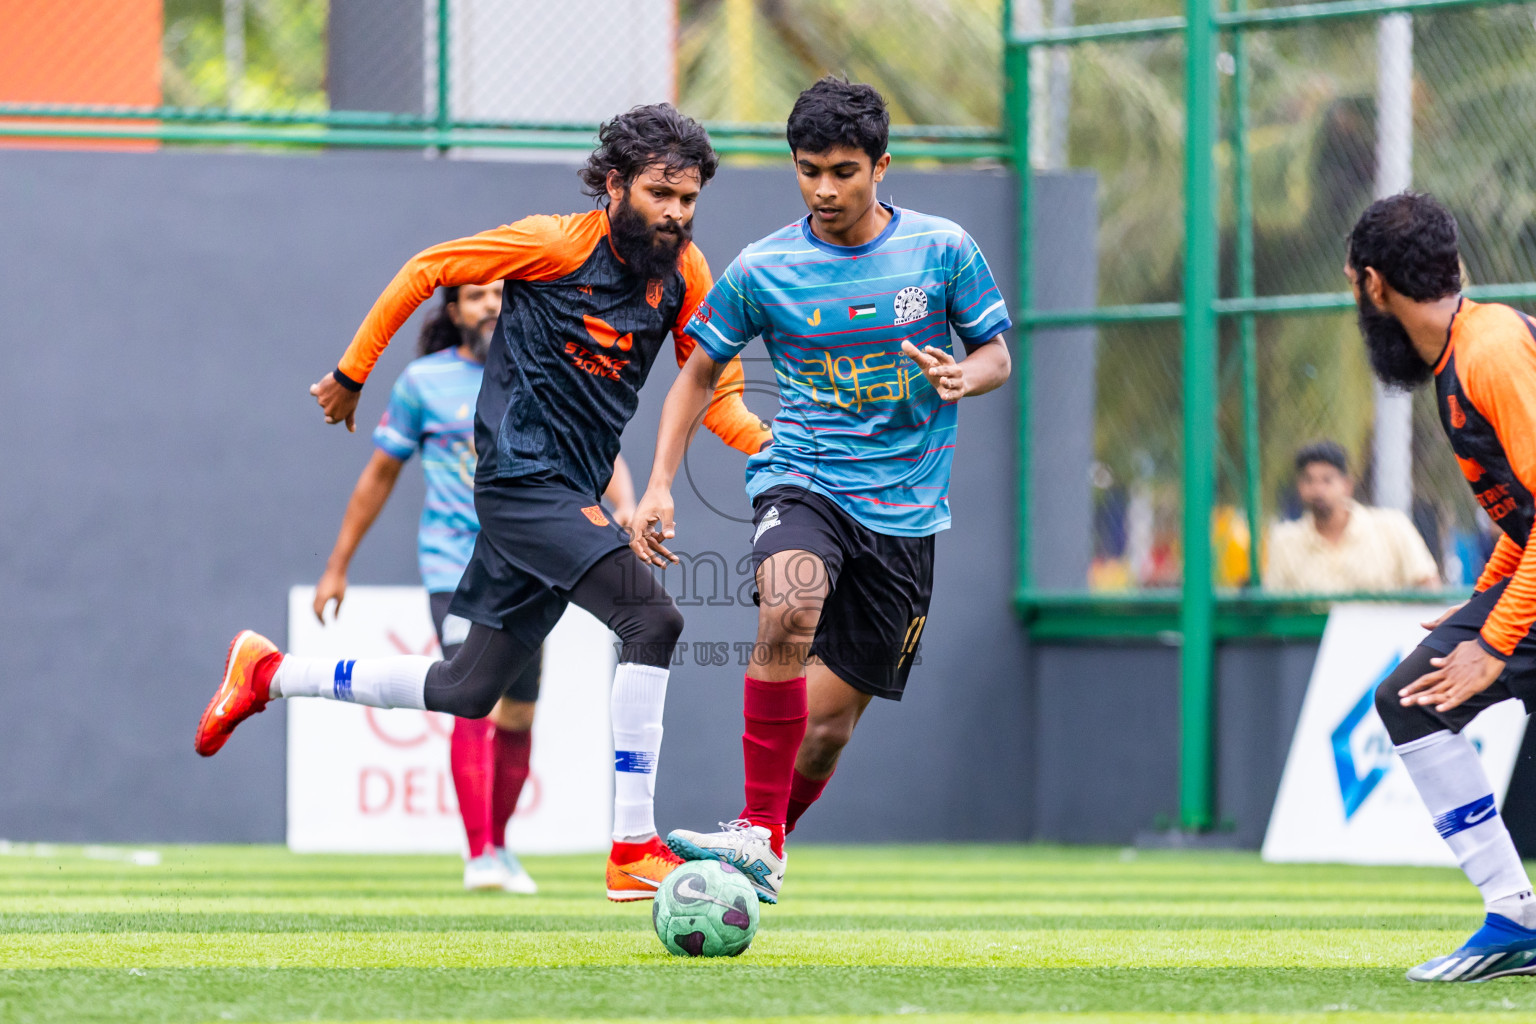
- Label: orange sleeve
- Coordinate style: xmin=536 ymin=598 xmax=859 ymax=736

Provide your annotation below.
xmin=1460 ymin=314 xmax=1536 ymax=655
xmin=1476 ymin=532 xmax=1523 ymax=593
xmin=672 ymin=244 xmax=772 ymax=456
xmin=335 ymin=212 xmax=600 ymax=385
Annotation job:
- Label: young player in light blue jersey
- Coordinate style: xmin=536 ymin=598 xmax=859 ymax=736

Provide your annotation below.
xmin=630 ymin=78 xmax=1013 ymax=902
xmin=313 ymin=280 xmax=636 ymax=894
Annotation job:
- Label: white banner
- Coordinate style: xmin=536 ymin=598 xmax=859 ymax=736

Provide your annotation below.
xmin=286 ymin=586 xmax=613 ymax=854
xmin=1263 ymin=602 xmax=1527 ymax=865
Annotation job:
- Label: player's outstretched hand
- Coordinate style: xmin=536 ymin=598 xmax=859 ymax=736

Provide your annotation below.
xmin=1421 ymin=601 xmax=1467 ymax=631
xmin=1398 ymin=638 xmax=1505 ymax=713
xmin=313 ymin=566 xmax=347 ymax=624
xmin=629 ymin=487 xmax=679 ymax=568
xmin=310 ymin=373 xmax=360 ymax=432
xmin=901 ymin=341 xmax=968 ymax=402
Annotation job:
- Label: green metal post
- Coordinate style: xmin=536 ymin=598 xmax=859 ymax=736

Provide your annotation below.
xmin=1005 ymin=1 xmax=1036 ymax=599
xmin=435 ymin=0 xmax=452 ymax=152
xmin=1230 ymin=5 xmax=1263 ymax=590
xmin=1180 ymin=0 xmax=1220 ymax=831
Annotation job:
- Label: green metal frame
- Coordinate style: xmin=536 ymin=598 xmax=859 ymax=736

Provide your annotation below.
xmin=0 ymin=119 xmax=1005 ymax=159
xmin=1004 ymin=0 xmax=1536 ymax=829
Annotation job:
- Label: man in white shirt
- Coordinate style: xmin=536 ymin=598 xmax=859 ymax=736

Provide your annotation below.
xmin=1265 ymin=440 xmax=1440 ymax=593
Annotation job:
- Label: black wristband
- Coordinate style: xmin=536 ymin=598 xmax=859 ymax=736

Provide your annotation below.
xmin=1477 ymin=636 xmax=1510 ymax=662
xmin=332 ymin=368 xmax=363 ymax=392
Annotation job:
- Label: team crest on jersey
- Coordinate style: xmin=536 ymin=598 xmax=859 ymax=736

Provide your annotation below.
xmin=1448 ymin=394 xmax=1467 ymax=429
xmin=893 ymin=286 xmax=929 ymax=326
xmin=646 ymin=279 xmax=664 ymax=308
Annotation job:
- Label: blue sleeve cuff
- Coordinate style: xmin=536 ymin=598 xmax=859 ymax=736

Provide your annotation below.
xmin=688 ymin=324 xmax=737 ymax=365
xmin=959 ymin=317 xmax=1013 ymax=348
xmin=372 ymin=429 xmax=416 ymax=462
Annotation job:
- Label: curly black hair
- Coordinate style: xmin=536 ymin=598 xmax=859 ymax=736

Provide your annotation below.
xmin=786 ymin=77 xmax=889 ymax=167
xmin=1346 ymin=191 xmax=1461 ymax=301
xmin=1294 ymin=439 xmax=1348 ymax=477
xmin=578 ymin=103 xmax=718 ymax=205
xmin=417 ymin=286 xmax=461 ymax=357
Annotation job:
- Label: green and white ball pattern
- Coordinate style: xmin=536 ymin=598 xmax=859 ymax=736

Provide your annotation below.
xmin=651 ymin=860 xmax=760 ymax=957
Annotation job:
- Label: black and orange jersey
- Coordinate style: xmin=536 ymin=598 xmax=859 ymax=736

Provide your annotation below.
xmin=1435 ymin=298 xmax=1536 ymax=656
xmin=336 ymin=209 xmax=770 ymax=498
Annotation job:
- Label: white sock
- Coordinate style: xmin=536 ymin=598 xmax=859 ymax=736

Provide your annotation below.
xmin=611 ymin=662 xmax=668 ymax=843
xmin=1397 ymin=730 xmax=1534 ymax=920
xmin=270 ymin=656 xmax=429 ymax=710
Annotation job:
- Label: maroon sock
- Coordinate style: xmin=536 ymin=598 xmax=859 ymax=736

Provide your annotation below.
xmin=489 ymin=726 xmax=532 ymax=849
xmin=741 ymin=674 xmax=807 ymax=855
xmin=786 ymin=768 xmax=833 ymax=835
xmin=449 ymin=716 xmax=494 ymax=857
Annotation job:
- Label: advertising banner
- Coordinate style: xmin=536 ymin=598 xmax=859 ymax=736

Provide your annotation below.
xmin=286 ymin=586 xmax=613 ymax=854
xmin=1263 ymin=602 xmax=1527 ymax=865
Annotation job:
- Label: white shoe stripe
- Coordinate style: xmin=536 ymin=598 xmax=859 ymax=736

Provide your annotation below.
xmin=1442 ymin=955 xmax=1484 ymax=980
xmin=1421 ymin=956 xmax=1466 ymax=980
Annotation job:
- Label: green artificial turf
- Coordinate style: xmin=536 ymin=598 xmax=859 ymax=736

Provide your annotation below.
xmin=2 ymin=843 xmax=1534 ymax=1022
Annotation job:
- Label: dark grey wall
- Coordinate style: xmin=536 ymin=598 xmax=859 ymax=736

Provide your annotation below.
xmin=0 ymin=148 xmax=1080 ymax=843
xmin=1031 ymin=640 xmax=1317 ymax=846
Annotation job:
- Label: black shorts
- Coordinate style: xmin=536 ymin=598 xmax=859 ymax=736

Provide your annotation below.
xmin=750 ymin=485 xmax=934 ymax=701
xmin=448 ymin=471 xmax=630 ymax=643
xmin=430 ymin=591 xmax=540 ymax=703
xmin=1417 ymin=577 xmax=1536 ymax=726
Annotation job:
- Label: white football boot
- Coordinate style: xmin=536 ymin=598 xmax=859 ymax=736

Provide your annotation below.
xmin=667 ymin=819 xmax=785 ymax=903
xmin=462 ymin=851 xmax=508 ymax=891
xmin=495 ymin=847 xmax=538 ymax=895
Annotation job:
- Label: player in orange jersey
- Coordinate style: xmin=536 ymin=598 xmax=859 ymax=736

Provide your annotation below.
xmin=1349 ymin=191 xmax=1536 ymax=981
xmin=195 ymin=104 xmax=770 ymax=902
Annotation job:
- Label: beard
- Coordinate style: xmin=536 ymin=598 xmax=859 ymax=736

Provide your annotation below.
xmin=1304 ymin=497 xmax=1337 ymax=520
xmin=1358 ymin=295 xmax=1434 ymax=391
xmin=609 ymin=193 xmax=691 ymax=280
xmin=459 ymin=317 xmax=494 ymax=362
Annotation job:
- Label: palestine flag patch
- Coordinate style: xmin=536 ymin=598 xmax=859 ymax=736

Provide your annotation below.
xmin=849 ymin=303 xmax=877 ymax=320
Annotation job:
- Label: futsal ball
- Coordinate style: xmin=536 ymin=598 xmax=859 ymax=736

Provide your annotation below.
xmin=651 ymin=860 xmax=760 ymax=957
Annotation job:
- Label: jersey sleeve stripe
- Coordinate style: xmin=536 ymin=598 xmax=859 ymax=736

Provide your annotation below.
xmin=953 ymin=299 xmax=1008 ymax=330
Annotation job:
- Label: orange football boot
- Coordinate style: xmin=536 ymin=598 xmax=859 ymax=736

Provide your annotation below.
xmin=605 ymin=836 xmax=683 ymax=902
xmin=194 ymin=630 xmax=281 ymax=757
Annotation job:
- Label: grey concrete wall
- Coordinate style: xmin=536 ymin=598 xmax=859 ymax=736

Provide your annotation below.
xmin=1030 ymin=640 xmax=1318 ymax=846
xmin=0 ymin=148 xmax=1079 ymax=843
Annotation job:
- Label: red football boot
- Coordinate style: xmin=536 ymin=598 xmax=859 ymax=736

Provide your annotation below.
xmin=194 ymin=630 xmax=281 ymax=757
xmin=605 ymin=836 xmax=683 ymax=902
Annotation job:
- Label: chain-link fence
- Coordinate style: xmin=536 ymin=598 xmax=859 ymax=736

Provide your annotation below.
xmin=1010 ymin=0 xmax=1536 ymax=831
xmin=1016 ymin=0 xmax=1536 ymax=600
xmin=0 ymin=0 xmax=1006 ymax=157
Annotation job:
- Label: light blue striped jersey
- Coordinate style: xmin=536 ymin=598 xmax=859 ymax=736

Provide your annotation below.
xmin=372 ymin=349 xmax=482 ymax=592
xmin=686 ymin=205 xmax=1011 ymax=536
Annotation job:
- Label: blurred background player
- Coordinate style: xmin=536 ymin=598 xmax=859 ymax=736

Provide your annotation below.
xmin=1265 ymin=439 xmax=1439 ymax=593
xmin=1349 ymin=191 xmax=1536 ymax=981
xmin=194 ymin=104 xmax=770 ymax=902
xmin=311 ymin=280 xmax=638 ymax=893
xmin=631 ymin=79 xmax=1012 ymax=903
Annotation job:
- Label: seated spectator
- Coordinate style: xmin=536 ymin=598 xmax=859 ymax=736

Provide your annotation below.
xmin=1265 ymin=440 xmax=1440 ymax=593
